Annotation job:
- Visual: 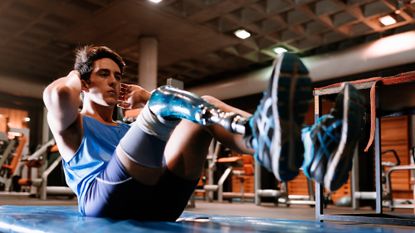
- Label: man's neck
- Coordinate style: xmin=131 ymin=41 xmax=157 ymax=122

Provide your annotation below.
xmin=81 ymin=101 xmax=115 ymax=124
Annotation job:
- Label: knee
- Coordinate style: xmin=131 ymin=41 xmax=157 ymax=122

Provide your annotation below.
xmin=201 ymin=95 xmax=220 ymax=106
xmin=177 ymin=118 xmax=207 ymax=133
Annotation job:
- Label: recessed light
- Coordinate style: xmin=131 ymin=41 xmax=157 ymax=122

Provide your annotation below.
xmin=379 ymin=15 xmax=397 ymax=26
xmin=272 ymin=47 xmax=288 ymax=54
xmin=148 ymin=0 xmax=162 ymax=3
xmin=234 ymin=29 xmax=251 ymax=39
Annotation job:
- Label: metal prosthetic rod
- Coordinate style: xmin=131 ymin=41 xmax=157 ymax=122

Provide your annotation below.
xmin=148 ymin=85 xmax=248 ymax=135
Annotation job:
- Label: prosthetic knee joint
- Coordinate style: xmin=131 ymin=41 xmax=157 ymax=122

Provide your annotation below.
xmin=148 ymin=85 xmax=248 ymax=135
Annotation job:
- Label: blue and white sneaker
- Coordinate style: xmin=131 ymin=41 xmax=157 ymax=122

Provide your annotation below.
xmin=246 ymin=52 xmax=312 ymax=181
xmin=302 ymin=115 xmax=342 ymax=184
xmin=324 ymin=83 xmax=366 ymax=191
xmin=302 ymin=83 xmax=366 ymax=191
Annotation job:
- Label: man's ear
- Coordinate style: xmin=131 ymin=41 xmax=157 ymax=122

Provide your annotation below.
xmin=81 ymin=79 xmax=89 ymax=92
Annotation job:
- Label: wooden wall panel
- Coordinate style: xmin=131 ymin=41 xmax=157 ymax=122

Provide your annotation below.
xmin=0 ymin=107 xmax=28 ymax=131
xmin=0 ymin=114 xmax=7 ymax=133
xmin=287 ymin=172 xmax=310 ymax=195
xmin=381 ymin=116 xmax=411 ymax=194
xmin=331 ymin=180 xmax=351 ymax=203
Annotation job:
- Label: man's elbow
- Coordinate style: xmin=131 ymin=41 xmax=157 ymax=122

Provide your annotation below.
xmin=43 ymin=85 xmax=73 ymax=109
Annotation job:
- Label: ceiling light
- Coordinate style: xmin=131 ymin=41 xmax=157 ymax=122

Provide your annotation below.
xmin=379 ymin=15 xmax=397 ymax=26
xmin=148 ymin=0 xmax=163 ymax=3
xmin=234 ymin=29 xmax=251 ymax=39
xmin=273 ymin=47 xmax=288 ymax=54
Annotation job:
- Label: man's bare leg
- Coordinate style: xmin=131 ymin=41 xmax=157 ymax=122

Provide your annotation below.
xmin=164 ymin=95 xmax=254 ymax=180
xmin=164 ymin=121 xmax=212 ymax=180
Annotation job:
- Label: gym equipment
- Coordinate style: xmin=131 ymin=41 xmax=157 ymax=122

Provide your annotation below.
xmin=352 ymin=148 xmax=415 ymax=211
xmin=203 ymin=141 xmax=254 ymax=202
xmin=0 ymin=138 xmax=16 ymax=176
xmin=203 ymin=140 xmax=222 ymax=202
xmin=14 ymin=139 xmax=73 ymax=200
xmin=0 ymin=205 xmax=411 ymax=233
xmin=255 ymin=164 xmax=316 ymax=206
xmin=385 ymin=148 xmax=415 ymax=211
xmin=0 ymin=132 xmax=9 ymax=155
xmin=254 ymin=163 xmax=289 ymax=206
xmin=232 ymin=154 xmax=255 ymax=202
xmin=0 ymin=132 xmax=7 ymax=141
xmin=0 ymin=135 xmax=26 ymax=191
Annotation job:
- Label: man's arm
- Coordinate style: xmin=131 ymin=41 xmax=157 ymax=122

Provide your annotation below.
xmin=43 ymin=70 xmax=82 ymax=133
xmin=118 ymin=83 xmax=151 ymax=110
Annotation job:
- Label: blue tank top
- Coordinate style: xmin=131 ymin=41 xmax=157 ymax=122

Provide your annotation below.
xmin=62 ymin=115 xmax=130 ymax=214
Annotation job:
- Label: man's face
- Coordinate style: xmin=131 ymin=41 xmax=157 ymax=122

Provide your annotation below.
xmin=85 ymin=58 xmax=122 ymax=107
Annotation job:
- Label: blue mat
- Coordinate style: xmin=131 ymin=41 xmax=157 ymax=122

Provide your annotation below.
xmin=0 ymin=205 xmax=410 ymax=233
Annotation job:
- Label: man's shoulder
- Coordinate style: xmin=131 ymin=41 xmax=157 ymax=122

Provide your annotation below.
xmin=49 ymin=114 xmax=83 ymax=162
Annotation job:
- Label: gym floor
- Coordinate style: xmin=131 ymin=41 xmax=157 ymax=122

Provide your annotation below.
xmin=0 ymin=194 xmax=413 ymax=232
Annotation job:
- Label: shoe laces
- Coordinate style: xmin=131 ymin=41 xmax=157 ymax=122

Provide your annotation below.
xmin=248 ymin=94 xmax=273 ymax=161
xmin=311 ymin=114 xmax=342 ymax=160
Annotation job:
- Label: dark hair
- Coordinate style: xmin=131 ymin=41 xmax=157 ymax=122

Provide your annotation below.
xmin=74 ymin=45 xmax=126 ymax=80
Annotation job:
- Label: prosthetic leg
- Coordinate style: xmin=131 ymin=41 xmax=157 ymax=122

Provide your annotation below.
xmin=148 ymin=85 xmax=248 ymax=135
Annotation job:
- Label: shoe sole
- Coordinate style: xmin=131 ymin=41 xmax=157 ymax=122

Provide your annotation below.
xmin=324 ymin=83 xmax=365 ymax=191
xmin=271 ymin=53 xmax=312 ymax=181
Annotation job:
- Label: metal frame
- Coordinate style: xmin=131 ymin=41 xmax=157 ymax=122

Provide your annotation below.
xmin=204 ymin=140 xmax=253 ymax=202
xmin=204 ymin=167 xmax=233 ymax=202
xmin=39 ymin=156 xmax=73 ymax=200
xmin=204 ymin=140 xmax=221 ymax=201
xmin=313 ymin=79 xmax=415 ymax=226
xmin=0 ymin=140 xmax=16 ymax=170
xmin=14 ymin=139 xmax=74 ymax=200
xmin=254 ymin=163 xmax=315 ymax=206
xmin=254 ymin=163 xmax=288 ymax=206
xmin=386 ymin=165 xmax=415 ymax=210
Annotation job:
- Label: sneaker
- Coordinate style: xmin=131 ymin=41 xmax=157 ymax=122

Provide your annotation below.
xmin=301 ymin=115 xmax=342 ymax=184
xmin=247 ymin=52 xmax=312 ymax=181
xmin=324 ymin=83 xmax=366 ymax=191
xmin=302 ymin=83 xmax=366 ymax=191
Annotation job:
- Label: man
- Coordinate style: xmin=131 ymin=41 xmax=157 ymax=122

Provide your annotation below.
xmin=43 ymin=45 xmax=365 ymax=221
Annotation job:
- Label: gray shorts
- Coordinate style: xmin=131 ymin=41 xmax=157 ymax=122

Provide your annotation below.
xmin=82 ymin=154 xmax=198 ymax=221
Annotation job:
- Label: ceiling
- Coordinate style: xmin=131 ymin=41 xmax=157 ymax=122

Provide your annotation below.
xmin=0 ymin=0 xmax=414 ymax=90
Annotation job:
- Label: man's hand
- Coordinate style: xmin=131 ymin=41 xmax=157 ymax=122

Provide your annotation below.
xmin=118 ymin=83 xmax=151 ymax=109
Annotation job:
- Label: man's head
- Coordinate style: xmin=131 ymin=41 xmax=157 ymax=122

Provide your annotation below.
xmin=75 ymin=45 xmax=125 ymax=107
xmin=74 ymin=45 xmax=125 ymax=81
